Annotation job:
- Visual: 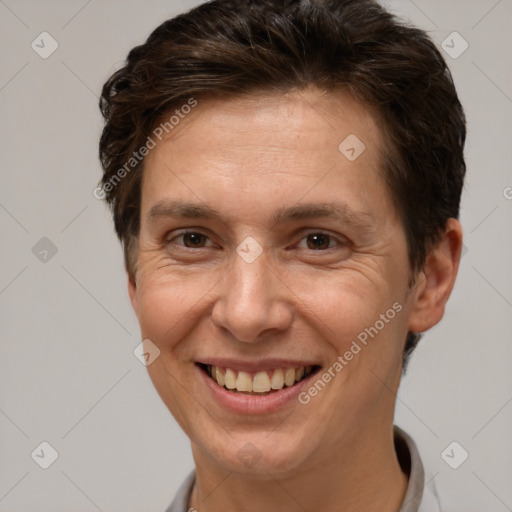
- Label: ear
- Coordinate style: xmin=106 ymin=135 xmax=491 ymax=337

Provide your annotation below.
xmin=128 ymin=272 xmax=139 ymax=319
xmin=407 ymin=218 xmax=463 ymax=333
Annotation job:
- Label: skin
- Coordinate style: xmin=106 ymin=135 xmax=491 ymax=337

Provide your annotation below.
xmin=128 ymin=87 xmax=463 ymax=512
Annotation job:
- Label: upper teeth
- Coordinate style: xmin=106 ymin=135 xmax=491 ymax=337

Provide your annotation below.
xmin=207 ymin=365 xmax=313 ymax=393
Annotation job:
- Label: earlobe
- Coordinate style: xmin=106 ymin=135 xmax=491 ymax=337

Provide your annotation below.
xmin=407 ymin=218 xmax=463 ymax=334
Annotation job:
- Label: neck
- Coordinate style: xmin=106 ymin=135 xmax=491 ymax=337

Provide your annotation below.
xmin=189 ymin=424 xmax=408 ymax=512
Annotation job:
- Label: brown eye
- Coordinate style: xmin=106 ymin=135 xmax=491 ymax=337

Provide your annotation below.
xmin=181 ymin=232 xmax=208 ymax=248
xmin=305 ymin=233 xmax=333 ymax=250
xmin=166 ymin=231 xmax=213 ymax=249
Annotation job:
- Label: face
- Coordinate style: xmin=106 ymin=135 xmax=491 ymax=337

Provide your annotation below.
xmin=129 ymin=88 xmax=428 ymax=476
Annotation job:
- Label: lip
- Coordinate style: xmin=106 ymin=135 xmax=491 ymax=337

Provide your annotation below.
xmin=196 ymin=358 xmax=320 ymax=373
xmin=196 ymin=363 xmax=320 ymax=414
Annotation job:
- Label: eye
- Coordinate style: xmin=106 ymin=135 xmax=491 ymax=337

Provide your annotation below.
xmin=166 ymin=231 xmax=213 ymax=249
xmin=296 ymin=232 xmax=345 ymax=251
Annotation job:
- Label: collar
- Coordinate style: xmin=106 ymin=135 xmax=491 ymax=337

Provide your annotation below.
xmin=394 ymin=426 xmax=441 ymax=511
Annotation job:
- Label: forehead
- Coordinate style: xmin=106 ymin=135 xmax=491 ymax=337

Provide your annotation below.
xmin=141 ymin=88 xmax=393 ymax=225
xmin=150 ymin=88 xmax=381 ymax=158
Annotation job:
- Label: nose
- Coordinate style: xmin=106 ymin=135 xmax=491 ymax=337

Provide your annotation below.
xmin=211 ymin=248 xmax=293 ymax=343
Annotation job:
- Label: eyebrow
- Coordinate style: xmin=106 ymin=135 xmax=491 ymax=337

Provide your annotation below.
xmin=147 ymin=199 xmax=375 ymax=231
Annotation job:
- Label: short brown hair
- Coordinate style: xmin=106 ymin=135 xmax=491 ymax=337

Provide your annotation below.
xmin=98 ymin=0 xmax=466 ymax=365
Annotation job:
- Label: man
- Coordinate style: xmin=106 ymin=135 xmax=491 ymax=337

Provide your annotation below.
xmin=98 ymin=1 xmax=465 ymax=510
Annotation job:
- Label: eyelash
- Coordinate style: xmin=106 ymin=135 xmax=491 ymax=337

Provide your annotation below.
xmin=165 ymin=230 xmax=347 ymax=251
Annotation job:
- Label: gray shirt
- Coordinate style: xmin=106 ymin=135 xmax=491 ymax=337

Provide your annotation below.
xmin=164 ymin=426 xmax=441 ymax=512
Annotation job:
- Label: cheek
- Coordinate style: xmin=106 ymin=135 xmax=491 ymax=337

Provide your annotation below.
xmin=289 ymin=268 xmax=409 ymax=394
xmin=134 ymin=270 xmax=212 ymax=350
xmin=303 ymin=278 xmax=407 ymax=412
xmin=290 ymin=266 xmax=403 ymax=340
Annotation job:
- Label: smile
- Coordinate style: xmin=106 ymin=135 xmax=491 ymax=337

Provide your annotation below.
xmin=198 ymin=363 xmax=320 ymax=395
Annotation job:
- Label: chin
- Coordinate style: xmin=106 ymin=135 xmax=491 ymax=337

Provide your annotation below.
xmin=198 ymin=429 xmax=316 ymax=476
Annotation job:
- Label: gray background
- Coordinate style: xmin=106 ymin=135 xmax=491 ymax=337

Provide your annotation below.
xmin=1 ymin=0 xmax=511 ymax=510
